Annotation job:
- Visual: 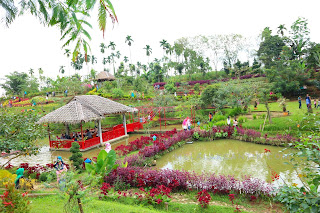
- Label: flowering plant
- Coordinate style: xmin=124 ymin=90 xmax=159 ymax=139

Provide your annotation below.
xmin=196 ymin=189 xmax=211 ymax=208
xmin=0 ymin=183 xmax=30 ymax=213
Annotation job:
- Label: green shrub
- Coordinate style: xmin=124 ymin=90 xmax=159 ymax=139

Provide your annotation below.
xmin=228 ymin=107 xmax=243 ymax=117
xmin=111 ymin=88 xmax=124 ymax=98
xmin=253 ymin=114 xmax=257 ymax=120
xmin=215 ymin=120 xmax=226 ymax=126
xmin=238 ymin=116 xmax=246 ymax=123
xmin=260 ymin=114 xmax=266 ymax=119
xmin=212 ymin=114 xmax=226 ymax=123
xmin=39 ymin=172 xmax=48 ymax=182
xmin=69 ymin=142 xmax=83 ymax=171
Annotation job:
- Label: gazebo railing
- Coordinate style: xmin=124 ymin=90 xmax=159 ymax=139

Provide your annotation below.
xmin=50 ymin=122 xmax=143 ymax=150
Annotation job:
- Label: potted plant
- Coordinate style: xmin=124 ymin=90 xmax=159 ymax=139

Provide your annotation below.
xmin=277 ymin=97 xmax=287 ymax=115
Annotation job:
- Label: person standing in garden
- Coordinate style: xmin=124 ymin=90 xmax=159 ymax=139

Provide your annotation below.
xmin=306 ymin=94 xmax=311 ymax=109
xmin=298 ymin=96 xmax=301 ymax=109
xmin=233 ymin=117 xmax=238 ymax=127
xmin=317 ymin=99 xmax=320 ymax=109
xmin=209 ymin=112 xmax=213 ymax=122
xmin=54 ymin=156 xmax=68 ymax=184
xmin=227 ymin=116 xmax=231 ymax=126
xmin=314 ymin=99 xmax=317 ymax=108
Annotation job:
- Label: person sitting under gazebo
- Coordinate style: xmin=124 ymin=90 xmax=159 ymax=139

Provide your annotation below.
xmin=85 ymin=129 xmax=92 ymax=139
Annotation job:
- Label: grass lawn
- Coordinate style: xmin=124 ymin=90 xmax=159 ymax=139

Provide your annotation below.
xmin=29 ymin=195 xmax=243 ymax=213
xmin=243 ymin=100 xmax=320 ymax=135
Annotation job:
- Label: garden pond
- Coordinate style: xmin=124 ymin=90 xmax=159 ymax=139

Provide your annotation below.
xmin=0 ymin=134 xmax=145 ymax=166
xmin=155 ymin=139 xmax=302 ymax=186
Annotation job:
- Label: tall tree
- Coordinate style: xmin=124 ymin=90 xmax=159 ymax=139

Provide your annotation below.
xmin=143 ymin=45 xmax=152 ymax=64
xmin=125 ymin=35 xmax=133 ymax=63
xmin=108 ymin=41 xmax=116 ymax=50
xmin=277 ymin=24 xmax=287 ymax=37
xmin=28 ymin=68 xmax=34 ymax=77
xmin=160 ymin=39 xmax=168 ymax=57
xmin=59 ymin=66 xmax=65 ymax=74
xmin=100 ymin=43 xmax=106 ymax=53
xmin=1 ymin=71 xmax=28 ymax=95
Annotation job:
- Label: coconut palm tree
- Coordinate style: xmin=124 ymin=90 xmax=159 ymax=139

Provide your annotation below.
xmin=125 ymin=35 xmax=134 ymax=63
xmin=64 ymin=49 xmax=71 ymax=58
xmin=124 ymin=56 xmax=129 ymax=63
xmin=28 ymin=68 xmax=34 ymax=77
xmin=100 ymin=43 xmax=106 ymax=53
xmin=110 ymin=53 xmax=116 ymax=74
xmin=160 ymin=39 xmax=168 ymax=57
xmin=143 ymin=45 xmax=152 ymax=64
xmin=116 ymin=51 xmax=121 ymax=59
xmin=277 ymin=24 xmax=287 ymax=37
xmin=59 ymin=66 xmax=65 ymax=75
xmin=108 ymin=41 xmax=116 ymax=50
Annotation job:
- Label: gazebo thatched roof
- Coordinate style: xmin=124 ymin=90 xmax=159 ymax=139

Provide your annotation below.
xmin=37 ymin=95 xmax=135 ymax=124
xmin=95 ymin=71 xmax=115 ymax=82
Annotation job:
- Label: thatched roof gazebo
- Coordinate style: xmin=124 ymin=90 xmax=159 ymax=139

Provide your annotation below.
xmin=95 ymin=71 xmax=115 ymax=82
xmin=37 ymin=95 xmax=139 ymax=151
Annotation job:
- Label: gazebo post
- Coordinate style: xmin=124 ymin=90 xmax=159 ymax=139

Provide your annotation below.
xmin=98 ymin=119 xmax=103 ymax=145
xmin=123 ymin=114 xmax=127 ymax=135
xmin=80 ymin=121 xmax=83 ymax=141
xmin=47 ymin=123 xmax=51 ymax=141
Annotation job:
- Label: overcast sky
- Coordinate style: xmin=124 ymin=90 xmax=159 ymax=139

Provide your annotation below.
xmin=0 ymin=0 xmax=320 ymax=96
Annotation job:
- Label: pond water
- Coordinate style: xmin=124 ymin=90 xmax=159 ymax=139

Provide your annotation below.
xmin=155 ymin=139 xmax=301 ymax=185
xmin=148 ymin=124 xmax=182 ymax=131
xmin=0 ymin=134 xmax=144 ymax=166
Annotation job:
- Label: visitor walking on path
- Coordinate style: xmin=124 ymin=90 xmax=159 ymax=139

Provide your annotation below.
xmin=227 ymin=116 xmax=231 ymax=126
xmin=54 ymin=156 xmax=68 ymax=184
xmin=306 ymin=94 xmax=311 ymax=109
xmin=182 ymin=118 xmax=188 ymax=131
xmin=233 ymin=117 xmax=238 ymax=127
xmin=209 ymin=112 xmax=213 ymax=122
xmin=64 ymin=89 xmax=68 ymax=97
xmin=298 ymin=96 xmax=301 ymax=109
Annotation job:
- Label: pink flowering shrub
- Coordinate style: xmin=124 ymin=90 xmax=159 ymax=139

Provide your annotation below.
xmin=104 ymin=167 xmax=274 ymax=196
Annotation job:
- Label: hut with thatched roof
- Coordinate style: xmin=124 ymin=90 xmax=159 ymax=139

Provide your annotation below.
xmin=37 ymin=95 xmax=142 ymax=151
xmin=95 ymin=71 xmax=115 ymax=82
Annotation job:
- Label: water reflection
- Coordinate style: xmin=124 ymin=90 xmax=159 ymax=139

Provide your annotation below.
xmin=0 ymin=134 xmax=144 ymax=166
xmin=155 ymin=139 xmax=301 ymax=184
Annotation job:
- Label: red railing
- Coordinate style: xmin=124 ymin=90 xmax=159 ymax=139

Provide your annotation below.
xmin=49 ymin=122 xmax=143 ymax=150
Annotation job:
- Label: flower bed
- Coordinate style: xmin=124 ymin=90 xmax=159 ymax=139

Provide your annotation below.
xmin=104 ymin=167 xmax=274 ymax=196
xmin=153 ymin=74 xmax=266 ymax=87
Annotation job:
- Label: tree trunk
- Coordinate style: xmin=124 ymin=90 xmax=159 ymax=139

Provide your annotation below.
xmin=65 ymin=124 xmax=70 ymax=136
xmin=265 ymin=102 xmax=272 ymax=124
xmin=77 ymin=198 xmax=84 ymax=213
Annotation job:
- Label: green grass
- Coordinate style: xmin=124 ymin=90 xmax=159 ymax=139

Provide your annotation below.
xmin=243 ymin=100 xmax=319 ymax=135
xmin=29 ymin=195 xmax=243 ymax=213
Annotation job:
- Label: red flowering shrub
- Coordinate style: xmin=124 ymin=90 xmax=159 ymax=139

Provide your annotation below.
xmin=0 ymin=183 xmax=30 ymax=212
xmin=100 ymin=183 xmax=112 ymax=196
xmin=196 ymin=189 xmax=211 ymax=208
xmin=139 ymin=185 xmax=171 ymax=206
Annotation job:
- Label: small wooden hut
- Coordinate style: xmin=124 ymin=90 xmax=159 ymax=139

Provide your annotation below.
xmin=95 ymin=71 xmax=115 ymax=82
xmin=37 ymin=95 xmax=142 ymax=151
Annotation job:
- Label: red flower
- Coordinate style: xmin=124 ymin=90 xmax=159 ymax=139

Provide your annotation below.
xmin=264 ymin=149 xmax=271 ymax=153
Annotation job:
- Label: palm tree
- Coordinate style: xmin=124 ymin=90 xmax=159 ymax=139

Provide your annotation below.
xmin=160 ymin=39 xmax=168 ymax=57
xmin=116 ymin=51 xmax=121 ymax=59
xmin=110 ymin=53 xmax=116 ymax=74
xmin=108 ymin=41 xmax=116 ymax=50
xmin=59 ymin=66 xmax=65 ymax=74
xmin=143 ymin=45 xmax=152 ymax=64
xmin=125 ymin=35 xmax=134 ymax=63
xmin=100 ymin=43 xmax=106 ymax=53
xmin=277 ymin=24 xmax=287 ymax=37
xmin=90 ymin=55 xmax=97 ymax=65
xmin=64 ymin=49 xmax=71 ymax=58
xmin=124 ymin=56 xmax=129 ymax=63
xmin=28 ymin=68 xmax=34 ymax=77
